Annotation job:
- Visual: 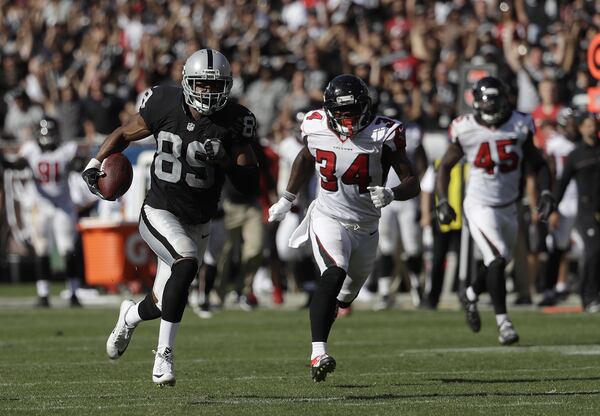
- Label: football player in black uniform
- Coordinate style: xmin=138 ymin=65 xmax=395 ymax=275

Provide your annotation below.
xmin=82 ymin=49 xmax=259 ymax=386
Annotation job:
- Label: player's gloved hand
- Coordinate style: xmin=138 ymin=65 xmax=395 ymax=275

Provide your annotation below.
xmin=436 ymin=198 xmax=456 ymax=225
xmin=537 ymin=190 xmax=555 ymax=222
xmin=367 ymin=186 xmax=394 ymax=209
xmin=268 ymin=191 xmax=296 ymax=222
xmin=204 ymin=139 xmax=225 ymax=161
xmin=81 ymin=158 xmax=105 ymax=198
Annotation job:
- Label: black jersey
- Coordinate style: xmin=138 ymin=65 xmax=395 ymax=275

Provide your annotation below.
xmin=139 ymin=85 xmax=256 ymax=224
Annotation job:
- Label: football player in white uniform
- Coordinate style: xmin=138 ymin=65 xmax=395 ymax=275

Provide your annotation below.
xmin=268 ymin=75 xmax=420 ymax=381
xmin=436 ymin=77 xmax=554 ymax=345
xmin=2 ymin=117 xmax=83 ymax=307
xmin=540 ymin=108 xmax=579 ymax=305
xmin=374 ymin=122 xmax=427 ymax=309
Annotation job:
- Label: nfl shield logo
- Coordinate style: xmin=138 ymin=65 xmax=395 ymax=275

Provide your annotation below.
xmin=187 ymin=123 xmax=195 ymax=131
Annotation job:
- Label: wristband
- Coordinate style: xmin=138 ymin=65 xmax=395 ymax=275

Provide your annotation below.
xmin=282 ymin=191 xmax=297 ymax=202
xmin=85 ymin=158 xmax=101 ymax=170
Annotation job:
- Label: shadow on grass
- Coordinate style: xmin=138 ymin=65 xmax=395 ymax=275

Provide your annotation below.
xmin=437 ymin=376 xmax=600 ymax=384
xmin=189 ymin=390 xmax=600 ymax=405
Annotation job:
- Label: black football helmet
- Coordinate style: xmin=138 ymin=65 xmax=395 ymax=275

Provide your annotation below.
xmin=323 ymin=74 xmax=373 ymax=137
xmin=472 ymin=76 xmax=511 ymax=126
xmin=37 ymin=116 xmax=60 ymax=151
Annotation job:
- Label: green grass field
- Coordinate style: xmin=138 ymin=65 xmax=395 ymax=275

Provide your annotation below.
xmin=1 ymin=297 xmax=600 ymax=415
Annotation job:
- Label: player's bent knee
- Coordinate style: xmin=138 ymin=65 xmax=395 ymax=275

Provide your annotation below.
xmin=488 ymin=257 xmax=506 ymax=269
xmin=172 ymin=257 xmax=199 ymax=286
xmin=319 ymin=266 xmax=347 ymax=295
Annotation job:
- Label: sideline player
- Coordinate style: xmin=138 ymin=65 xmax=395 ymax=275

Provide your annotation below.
xmin=374 ymin=121 xmax=427 ymax=310
xmin=1 ymin=117 xmax=83 ymax=307
xmin=82 ymin=49 xmax=259 ymax=386
xmin=436 ymin=77 xmax=554 ymax=345
xmin=268 ymin=74 xmax=420 ymax=381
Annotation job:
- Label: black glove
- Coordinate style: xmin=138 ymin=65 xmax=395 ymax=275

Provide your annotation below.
xmin=81 ymin=166 xmax=105 ymax=198
xmin=537 ymin=191 xmax=555 ymax=222
xmin=436 ymin=198 xmax=457 ymax=225
xmin=203 ymin=139 xmax=225 ymax=161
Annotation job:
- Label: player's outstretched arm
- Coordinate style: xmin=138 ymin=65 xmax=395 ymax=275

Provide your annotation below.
xmin=268 ymin=146 xmax=314 ymax=222
xmin=82 ymin=114 xmax=151 ymax=197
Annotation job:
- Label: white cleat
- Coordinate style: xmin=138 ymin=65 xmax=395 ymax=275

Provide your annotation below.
xmin=106 ymin=299 xmax=136 ymax=359
xmin=152 ymin=346 xmax=176 ymax=386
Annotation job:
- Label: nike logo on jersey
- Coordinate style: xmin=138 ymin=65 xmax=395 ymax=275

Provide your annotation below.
xmin=201 ymin=233 xmax=210 ymax=239
xmin=369 ymin=230 xmax=378 ymax=236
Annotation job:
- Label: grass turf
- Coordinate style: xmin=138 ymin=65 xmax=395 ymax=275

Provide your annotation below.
xmin=1 ymin=304 xmax=600 ymax=415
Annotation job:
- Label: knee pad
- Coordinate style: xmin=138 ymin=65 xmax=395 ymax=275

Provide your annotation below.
xmin=379 ymin=255 xmax=394 ymax=277
xmin=170 ymin=258 xmax=199 ymax=289
xmin=318 ymin=266 xmax=346 ymax=296
xmin=161 ymin=258 xmax=198 ymax=323
xmin=488 ymin=257 xmax=507 ymax=271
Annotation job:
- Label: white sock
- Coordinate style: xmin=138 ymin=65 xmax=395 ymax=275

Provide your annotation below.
xmin=66 ymin=278 xmax=80 ymax=296
xmin=466 ymin=286 xmax=478 ymax=302
xmin=125 ymin=303 xmax=143 ymax=328
xmin=495 ymin=314 xmax=508 ymax=326
xmin=379 ymin=277 xmax=391 ymax=296
xmin=158 ymin=319 xmax=179 ymax=350
xmin=36 ymin=280 xmax=50 ymax=297
xmin=311 ymin=342 xmax=327 ymax=360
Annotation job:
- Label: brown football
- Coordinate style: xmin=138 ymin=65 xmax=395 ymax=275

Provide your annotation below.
xmin=97 ymin=153 xmax=133 ymax=201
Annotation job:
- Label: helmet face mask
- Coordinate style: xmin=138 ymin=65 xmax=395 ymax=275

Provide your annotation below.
xmin=472 ymin=77 xmax=511 ymax=126
xmin=182 ymin=49 xmax=233 ymax=115
xmin=323 ymin=75 xmax=372 ymax=137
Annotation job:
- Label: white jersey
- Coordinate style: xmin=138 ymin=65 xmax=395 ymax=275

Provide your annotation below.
xmin=544 ymin=132 xmax=577 ymax=215
xmin=301 ymin=110 xmax=405 ymax=223
xmin=450 ymin=112 xmax=533 ymax=206
xmin=20 ymin=140 xmax=78 ymax=206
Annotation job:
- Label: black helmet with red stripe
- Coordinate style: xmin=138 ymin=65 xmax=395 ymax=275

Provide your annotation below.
xmin=323 ymin=74 xmax=373 ymax=137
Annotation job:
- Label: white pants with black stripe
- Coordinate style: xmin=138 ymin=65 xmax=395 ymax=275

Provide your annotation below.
xmin=378 ymin=198 xmax=422 ymax=257
xmin=139 ymin=204 xmax=210 ymax=309
xmin=463 ymin=198 xmax=518 ymax=266
xmin=308 ymin=206 xmax=379 ymax=304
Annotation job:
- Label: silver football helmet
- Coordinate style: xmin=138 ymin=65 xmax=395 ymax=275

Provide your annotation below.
xmin=182 ymin=49 xmax=233 ymax=115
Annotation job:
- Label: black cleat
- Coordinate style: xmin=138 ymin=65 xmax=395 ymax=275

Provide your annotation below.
xmin=464 ymin=299 xmax=481 ymax=332
xmin=311 ymin=354 xmax=336 ymax=382
xmin=36 ymin=296 xmax=50 ymax=308
xmin=498 ymin=320 xmax=519 ymax=345
xmin=70 ymin=294 xmax=82 ymax=308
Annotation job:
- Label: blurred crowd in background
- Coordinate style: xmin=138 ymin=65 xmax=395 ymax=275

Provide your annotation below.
xmin=0 ymin=0 xmax=598 ymax=310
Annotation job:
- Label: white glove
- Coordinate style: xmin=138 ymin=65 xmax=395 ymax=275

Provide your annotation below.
xmin=367 ymin=186 xmax=394 ymax=208
xmin=268 ymin=192 xmax=296 ymax=222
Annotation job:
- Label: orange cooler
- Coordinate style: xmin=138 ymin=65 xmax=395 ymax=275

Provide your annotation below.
xmin=78 ymin=219 xmax=155 ymax=292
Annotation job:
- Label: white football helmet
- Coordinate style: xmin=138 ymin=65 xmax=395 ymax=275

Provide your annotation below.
xmin=182 ymin=49 xmax=233 ymax=115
